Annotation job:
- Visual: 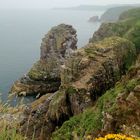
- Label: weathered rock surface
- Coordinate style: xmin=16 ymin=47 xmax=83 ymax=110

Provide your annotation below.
xmin=97 ymin=62 xmax=140 ymax=136
xmin=61 ymin=37 xmax=136 ymax=99
xmin=19 ymin=36 xmax=136 ymax=140
xmin=40 ymin=24 xmax=77 ymax=60
xmin=52 ymin=57 xmax=140 ymax=139
xmin=89 ymin=22 xmax=129 ymax=43
xmin=9 ymin=8 xmax=140 ymax=140
xmin=10 ymin=24 xmax=77 ymax=96
xmin=51 ymin=8 xmax=140 ymax=138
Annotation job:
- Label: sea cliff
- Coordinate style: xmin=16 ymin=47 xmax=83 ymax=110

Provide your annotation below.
xmin=4 ymin=7 xmax=140 ymax=140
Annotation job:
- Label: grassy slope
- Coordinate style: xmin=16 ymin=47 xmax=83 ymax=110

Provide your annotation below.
xmin=92 ymin=8 xmax=140 ymax=52
xmin=100 ymin=6 xmax=135 ymax=22
xmin=52 ymin=8 xmax=140 ymax=140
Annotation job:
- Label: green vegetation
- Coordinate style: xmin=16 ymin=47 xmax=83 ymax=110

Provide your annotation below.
xmin=3 ymin=7 xmax=140 ymax=140
xmin=28 ymin=60 xmax=59 ymax=81
xmin=52 ymin=82 xmax=125 ymax=139
xmin=28 ymin=68 xmax=47 ymax=80
xmin=87 ymin=36 xmax=136 ymax=71
xmin=0 ymin=102 xmax=26 ymax=140
xmin=85 ymin=47 xmax=96 ymax=59
xmin=52 ymin=8 xmax=140 ymax=138
xmin=125 ymin=78 xmax=140 ymax=92
xmin=52 ymin=68 xmax=140 ymax=139
xmin=28 ymin=61 xmax=49 ymax=80
xmin=0 ymin=127 xmax=24 ymax=140
xmin=100 ymin=6 xmax=135 ymax=22
xmin=92 ymin=8 xmax=140 ymax=53
xmin=47 ymin=90 xmax=69 ymax=121
xmin=124 ymin=22 xmax=140 ymax=52
xmin=52 ymin=108 xmax=103 ymax=140
xmin=120 ymin=8 xmax=140 ymax=20
xmin=66 ymin=86 xmax=77 ymax=95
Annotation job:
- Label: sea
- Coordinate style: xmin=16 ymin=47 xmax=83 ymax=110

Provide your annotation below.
xmin=0 ymin=9 xmax=104 ymax=104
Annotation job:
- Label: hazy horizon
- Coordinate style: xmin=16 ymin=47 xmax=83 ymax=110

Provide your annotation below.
xmin=0 ymin=0 xmax=140 ymax=9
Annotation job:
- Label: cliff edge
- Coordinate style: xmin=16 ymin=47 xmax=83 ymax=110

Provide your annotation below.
xmin=7 ymin=8 xmax=140 ymax=140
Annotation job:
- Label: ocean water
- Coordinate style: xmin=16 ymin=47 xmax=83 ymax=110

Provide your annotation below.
xmin=0 ymin=9 xmax=104 ymax=103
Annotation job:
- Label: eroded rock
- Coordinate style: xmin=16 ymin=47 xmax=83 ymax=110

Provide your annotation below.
xmin=10 ymin=24 xmax=77 ymax=96
xmin=20 ymin=36 xmax=136 ymax=140
xmin=61 ymin=37 xmax=136 ymax=100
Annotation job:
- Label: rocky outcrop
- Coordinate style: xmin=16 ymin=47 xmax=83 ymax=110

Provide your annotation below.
xmin=10 ymin=24 xmax=77 ymax=96
xmin=19 ymin=36 xmax=136 ymax=140
xmin=61 ymin=37 xmax=136 ymax=98
xmin=51 ymin=8 xmax=140 ymax=139
xmin=40 ymin=24 xmax=77 ymax=60
xmin=9 ymin=8 xmax=140 ymax=140
xmin=52 ymin=61 xmax=140 ymax=139
xmin=99 ymin=65 xmax=140 ymax=135
xmin=19 ymin=87 xmax=92 ymax=140
xmin=89 ymin=22 xmax=130 ymax=43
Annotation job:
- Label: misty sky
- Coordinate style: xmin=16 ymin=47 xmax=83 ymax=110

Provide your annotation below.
xmin=0 ymin=0 xmax=140 ymax=9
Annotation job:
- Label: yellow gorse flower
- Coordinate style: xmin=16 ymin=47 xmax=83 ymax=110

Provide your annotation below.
xmin=95 ymin=134 xmax=136 ymax=140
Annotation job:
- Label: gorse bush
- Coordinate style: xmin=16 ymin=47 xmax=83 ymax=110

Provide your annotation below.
xmin=95 ymin=134 xmax=139 ymax=140
xmin=86 ymin=134 xmax=140 ymax=140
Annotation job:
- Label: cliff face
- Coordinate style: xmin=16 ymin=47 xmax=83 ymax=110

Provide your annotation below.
xmin=100 ymin=6 xmax=136 ymax=23
xmin=88 ymin=6 xmax=136 ymax=23
xmin=52 ymin=58 xmax=140 ymax=139
xmin=40 ymin=24 xmax=77 ymax=60
xmin=10 ymin=24 xmax=77 ymax=96
xmin=61 ymin=37 xmax=136 ymax=98
xmin=52 ymin=8 xmax=140 ymax=139
xmin=90 ymin=8 xmax=140 ymax=52
xmin=19 ymin=36 xmax=136 ymax=140
xmin=8 ymin=8 xmax=140 ymax=140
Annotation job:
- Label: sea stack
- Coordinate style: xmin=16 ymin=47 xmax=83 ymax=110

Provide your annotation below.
xmin=10 ymin=24 xmax=77 ymax=96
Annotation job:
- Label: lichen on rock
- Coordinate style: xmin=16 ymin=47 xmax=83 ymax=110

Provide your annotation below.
xmin=61 ymin=36 xmax=136 ymax=100
xmin=8 ymin=8 xmax=140 ymax=140
xmin=40 ymin=24 xmax=77 ymax=60
xmin=10 ymin=24 xmax=77 ymax=96
xmin=19 ymin=36 xmax=137 ymax=140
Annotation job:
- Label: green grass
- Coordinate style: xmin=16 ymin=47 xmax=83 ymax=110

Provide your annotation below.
xmin=125 ymin=78 xmax=140 ymax=92
xmin=66 ymin=86 xmax=77 ymax=95
xmin=120 ymin=8 xmax=140 ymax=20
xmin=52 ymin=82 xmax=125 ymax=140
xmin=0 ymin=127 xmax=25 ymax=140
xmin=52 ymin=71 xmax=140 ymax=140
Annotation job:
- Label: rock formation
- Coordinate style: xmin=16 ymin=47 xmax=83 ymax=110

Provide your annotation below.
xmin=10 ymin=24 xmax=77 ymax=96
xmin=18 ymin=36 xmax=136 ymax=139
xmin=8 ymin=8 xmax=140 ymax=140
xmin=52 ymin=56 xmax=140 ymax=139
xmin=52 ymin=8 xmax=140 ymax=139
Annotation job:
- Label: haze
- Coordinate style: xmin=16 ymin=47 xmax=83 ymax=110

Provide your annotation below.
xmin=0 ymin=0 xmax=140 ymax=9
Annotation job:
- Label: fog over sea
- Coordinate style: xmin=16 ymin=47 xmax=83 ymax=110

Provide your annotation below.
xmin=0 ymin=9 xmax=104 ymax=104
